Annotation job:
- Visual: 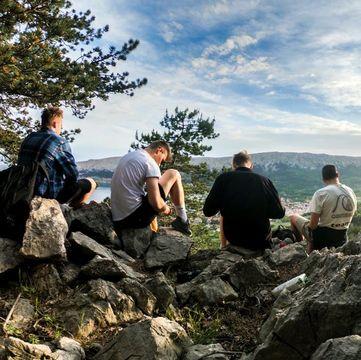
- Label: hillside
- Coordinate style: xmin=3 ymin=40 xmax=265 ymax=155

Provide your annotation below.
xmin=78 ymin=152 xmax=361 ymax=201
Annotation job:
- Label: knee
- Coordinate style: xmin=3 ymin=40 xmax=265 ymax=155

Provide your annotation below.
xmin=165 ymin=169 xmax=181 ymax=181
xmin=289 ymin=214 xmax=297 ymax=225
xmin=86 ymin=177 xmax=98 ymax=192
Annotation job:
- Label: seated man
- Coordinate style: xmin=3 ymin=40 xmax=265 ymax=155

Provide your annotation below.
xmin=203 ymin=150 xmax=285 ymax=253
xmin=18 ymin=107 xmax=97 ymax=207
xmin=290 ymin=165 xmax=357 ymax=253
xmin=111 ymin=141 xmax=191 ymax=237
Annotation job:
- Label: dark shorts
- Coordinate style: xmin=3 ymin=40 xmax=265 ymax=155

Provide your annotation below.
xmin=56 ymin=179 xmax=93 ymax=204
xmin=312 ymin=227 xmax=347 ymax=250
xmin=113 ymin=184 xmax=166 ymax=233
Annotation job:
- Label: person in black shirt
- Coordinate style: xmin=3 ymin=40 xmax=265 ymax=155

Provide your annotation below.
xmin=203 ymin=150 xmax=285 ymax=252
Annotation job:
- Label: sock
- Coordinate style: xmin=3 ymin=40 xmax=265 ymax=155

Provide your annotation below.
xmin=175 ymin=205 xmax=188 ymax=222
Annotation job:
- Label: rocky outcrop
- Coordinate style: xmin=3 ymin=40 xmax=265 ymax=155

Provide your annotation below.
xmin=264 ymin=242 xmax=307 ymax=267
xmin=94 ymin=317 xmax=192 ymax=360
xmin=0 ymin=238 xmax=23 ymax=274
xmin=122 ymin=227 xmax=153 ymax=258
xmin=183 ymin=343 xmax=229 ymax=360
xmin=144 ymin=228 xmax=193 ymax=269
xmin=20 ymin=197 xmax=68 ymax=260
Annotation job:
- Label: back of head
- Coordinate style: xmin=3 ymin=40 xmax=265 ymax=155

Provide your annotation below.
xmin=147 ymin=140 xmax=172 ymax=162
xmin=322 ymin=164 xmax=338 ymax=181
xmin=41 ymin=107 xmax=63 ymax=129
xmin=233 ymin=150 xmax=252 ymax=169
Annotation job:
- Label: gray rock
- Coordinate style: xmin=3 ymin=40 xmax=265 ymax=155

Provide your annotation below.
xmin=144 ymin=228 xmax=192 ymax=269
xmin=31 ymin=263 xmax=63 ymax=297
xmin=4 ymin=337 xmax=53 ymax=358
xmin=191 ymin=277 xmax=238 ymax=305
xmin=0 ymin=238 xmax=23 ymax=274
xmin=94 ymin=317 xmax=192 ymax=360
xmin=70 ymin=232 xmax=142 ymax=280
xmin=225 ymin=258 xmax=278 ymax=291
xmin=118 ymin=278 xmax=157 ymax=315
xmin=145 ymin=272 xmax=176 ymax=311
xmin=337 ymin=239 xmax=361 ymax=255
xmin=58 ymin=279 xmax=142 ymax=338
xmin=248 ymin=252 xmax=361 ymax=360
xmin=67 ymin=201 xmax=118 ymax=245
xmin=58 ymin=263 xmax=81 ymax=285
xmin=265 ymin=243 xmax=308 ymax=267
xmin=122 ymin=227 xmax=153 ymax=258
xmin=7 ymin=299 xmax=34 ymax=331
xmin=20 ymin=197 xmax=67 ymax=260
xmin=53 ymin=337 xmax=86 ymax=360
xmin=183 ymin=343 xmax=229 ymax=359
xmin=310 ymin=335 xmax=361 ymax=360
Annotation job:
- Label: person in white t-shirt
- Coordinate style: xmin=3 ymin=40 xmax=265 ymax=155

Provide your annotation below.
xmin=290 ymin=164 xmax=357 ymax=253
xmin=111 ymin=141 xmax=191 ymax=240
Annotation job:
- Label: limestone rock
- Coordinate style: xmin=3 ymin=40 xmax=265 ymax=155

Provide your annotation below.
xmin=248 ymin=252 xmax=361 ymax=360
xmin=144 ymin=272 xmax=176 ymax=311
xmin=31 ymin=263 xmax=63 ymax=297
xmin=94 ymin=317 xmax=192 ymax=360
xmin=191 ymin=277 xmax=238 ymax=305
xmin=4 ymin=337 xmax=53 ymax=359
xmin=144 ymin=228 xmax=192 ymax=269
xmin=58 ymin=263 xmax=81 ymax=285
xmin=7 ymin=299 xmax=34 ymax=331
xmin=0 ymin=238 xmax=23 ymax=274
xmin=225 ymin=258 xmax=278 ymax=291
xmin=183 ymin=343 xmax=229 ymax=359
xmin=118 ymin=278 xmax=157 ymax=315
xmin=265 ymin=243 xmax=308 ymax=267
xmin=67 ymin=202 xmax=118 ymax=245
xmin=310 ymin=335 xmax=361 ymax=360
xmin=122 ymin=227 xmax=153 ymax=258
xmin=337 ymin=239 xmax=361 ymax=255
xmin=20 ymin=197 xmax=67 ymax=260
xmin=58 ymin=279 xmax=142 ymax=338
xmin=53 ymin=337 xmax=86 ymax=360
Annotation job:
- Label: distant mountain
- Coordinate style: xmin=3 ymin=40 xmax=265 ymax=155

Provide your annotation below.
xmin=78 ymin=152 xmax=361 ymax=201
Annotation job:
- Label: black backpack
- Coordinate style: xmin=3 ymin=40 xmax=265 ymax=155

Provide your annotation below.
xmin=0 ymin=161 xmax=49 ymax=240
xmin=272 ymin=225 xmax=296 ymax=243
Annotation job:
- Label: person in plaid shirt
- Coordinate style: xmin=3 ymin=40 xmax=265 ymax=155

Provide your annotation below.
xmin=18 ymin=107 xmax=96 ymax=207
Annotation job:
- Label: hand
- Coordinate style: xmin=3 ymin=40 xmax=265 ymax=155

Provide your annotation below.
xmin=162 ymin=204 xmax=172 ymax=216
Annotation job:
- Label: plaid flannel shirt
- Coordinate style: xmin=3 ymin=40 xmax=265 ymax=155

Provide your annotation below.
xmin=18 ymin=129 xmax=79 ymax=198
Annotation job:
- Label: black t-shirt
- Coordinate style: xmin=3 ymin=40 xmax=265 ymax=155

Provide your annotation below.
xmin=203 ymin=167 xmax=285 ymax=250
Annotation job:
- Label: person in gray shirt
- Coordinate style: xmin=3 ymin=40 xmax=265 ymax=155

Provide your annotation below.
xmin=111 ymin=141 xmax=191 ymax=239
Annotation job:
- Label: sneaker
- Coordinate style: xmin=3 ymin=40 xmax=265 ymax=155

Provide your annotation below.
xmin=171 ymin=217 xmax=192 ymax=236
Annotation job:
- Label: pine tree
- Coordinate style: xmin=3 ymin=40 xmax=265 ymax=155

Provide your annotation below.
xmin=0 ymin=0 xmax=147 ymax=163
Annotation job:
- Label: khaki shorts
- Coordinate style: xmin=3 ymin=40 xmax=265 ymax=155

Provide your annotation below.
xmin=292 ymin=215 xmax=313 ymax=242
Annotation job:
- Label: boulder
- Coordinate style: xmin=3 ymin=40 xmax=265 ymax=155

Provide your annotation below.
xmin=264 ymin=243 xmax=308 ymax=267
xmin=144 ymin=228 xmax=192 ymax=269
xmin=118 ymin=278 xmax=157 ymax=315
xmin=20 ymin=197 xmax=67 ymax=260
xmin=67 ymin=202 xmax=118 ymax=245
xmin=93 ymin=317 xmax=192 ymax=360
xmin=337 ymin=239 xmax=361 ymax=256
xmin=7 ymin=299 xmax=34 ymax=332
xmin=58 ymin=279 xmax=142 ymax=338
xmin=191 ymin=277 xmax=238 ymax=305
xmin=4 ymin=337 xmax=53 ymax=359
xmin=247 ymin=252 xmax=361 ymax=360
xmin=53 ymin=337 xmax=86 ymax=360
xmin=0 ymin=238 xmax=23 ymax=274
xmin=310 ymin=335 xmax=361 ymax=360
xmin=225 ymin=258 xmax=278 ymax=291
xmin=121 ymin=227 xmax=153 ymax=258
xmin=183 ymin=343 xmax=229 ymax=360
xmin=144 ymin=272 xmax=176 ymax=311
xmin=31 ymin=263 xmax=63 ymax=297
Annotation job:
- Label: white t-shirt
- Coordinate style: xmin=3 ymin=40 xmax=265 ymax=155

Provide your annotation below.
xmin=111 ymin=150 xmax=161 ymax=221
xmin=309 ymin=183 xmax=357 ymax=229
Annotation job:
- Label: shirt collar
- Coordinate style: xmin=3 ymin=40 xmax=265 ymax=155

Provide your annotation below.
xmin=235 ymin=166 xmax=253 ymax=172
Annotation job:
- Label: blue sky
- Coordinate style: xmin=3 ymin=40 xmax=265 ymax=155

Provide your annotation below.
xmin=64 ymin=0 xmax=361 ymax=160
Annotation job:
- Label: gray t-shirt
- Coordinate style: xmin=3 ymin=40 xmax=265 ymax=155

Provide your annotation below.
xmin=309 ymin=183 xmax=357 ymax=229
xmin=111 ymin=149 xmax=161 ymax=221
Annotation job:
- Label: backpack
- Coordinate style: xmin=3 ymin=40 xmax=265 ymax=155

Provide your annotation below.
xmin=0 ymin=161 xmax=49 ymax=240
xmin=272 ymin=225 xmax=296 ymax=243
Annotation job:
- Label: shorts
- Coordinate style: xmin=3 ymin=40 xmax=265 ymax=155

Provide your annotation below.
xmin=56 ymin=179 xmax=93 ymax=204
xmin=292 ymin=215 xmax=313 ymax=241
xmin=113 ymin=184 xmax=166 ymax=232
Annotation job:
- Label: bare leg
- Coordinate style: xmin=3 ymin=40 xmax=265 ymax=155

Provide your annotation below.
xmin=159 ymin=169 xmax=184 ymax=207
xmin=290 ymin=214 xmax=304 ymax=242
xmin=220 ymin=215 xmax=229 ymax=249
xmin=70 ymin=178 xmax=97 ymax=208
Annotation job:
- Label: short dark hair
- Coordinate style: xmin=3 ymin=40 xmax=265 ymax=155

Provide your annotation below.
xmin=233 ymin=150 xmax=252 ymax=168
xmin=322 ymin=164 xmax=338 ymax=180
xmin=41 ymin=107 xmax=63 ymax=128
xmin=147 ymin=140 xmax=172 ymax=162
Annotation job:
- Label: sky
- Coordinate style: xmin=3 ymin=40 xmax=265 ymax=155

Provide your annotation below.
xmin=62 ymin=0 xmax=361 ymax=160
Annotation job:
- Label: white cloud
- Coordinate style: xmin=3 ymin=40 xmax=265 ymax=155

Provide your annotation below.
xmin=159 ymin=21 xmax=184 ymax=43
